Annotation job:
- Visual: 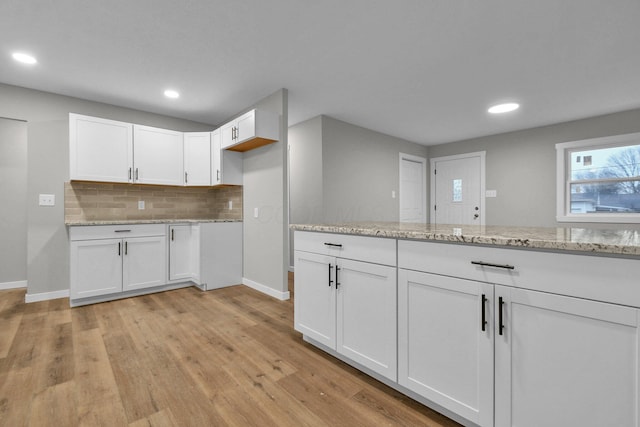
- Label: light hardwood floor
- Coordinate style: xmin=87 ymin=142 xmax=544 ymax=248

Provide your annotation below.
xmin=0 ymin=281 xmax=460 ymax=427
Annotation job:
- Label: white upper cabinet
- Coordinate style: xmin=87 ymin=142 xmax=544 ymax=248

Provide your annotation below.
xmin=220 ymin=109 xmax=279 ymax=152
xmin=133 ymin=125 xmax=184 ymax=186
xmin=211 ymin=129 xmax=243 ymax=186
xmin=69 ymin=113 xmax=134 ymax=183
xmin=183 ymin=132 xmax=211 ymax=186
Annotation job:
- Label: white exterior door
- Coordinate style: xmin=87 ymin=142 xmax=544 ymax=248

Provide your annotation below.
xmin=494 ymin=286 xmax=640 ymax=427
xmin=337 ymin=258 xmax=397 ymax=381
xmin=398 ymin=269 xmax=494 ymax=427
xmin=431 ymin=152 xmax=485 ymax=225
xmin=399 ymin=153 xmax=426 ymax=223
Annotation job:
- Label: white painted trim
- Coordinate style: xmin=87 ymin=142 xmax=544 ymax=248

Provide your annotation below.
xmin=25 ymin=289 xmax=70 ymax=303
xmin=242 ymin=277 xmax=290 ymax=301
xmin=0 ymin=280 xmax=27 ymax=290
xmin=430 ymin=151 xmax=486 ymax=226
xmin=556 ymin=132 xmax=640 ymax=224
xmin=399 ymin=152 xmax=427 ymax=223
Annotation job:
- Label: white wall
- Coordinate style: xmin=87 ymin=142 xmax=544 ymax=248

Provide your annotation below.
xmin=428 ymin=108 xmax=640 ymax=228
xmin=0 ymin=83 xmax=213 ymax=299
xmin=0 ymin=118 xmax=27 ymax=287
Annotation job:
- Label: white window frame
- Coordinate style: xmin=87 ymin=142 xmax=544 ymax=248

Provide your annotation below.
xmin=556 ymin=132 xmax=640 ymax=223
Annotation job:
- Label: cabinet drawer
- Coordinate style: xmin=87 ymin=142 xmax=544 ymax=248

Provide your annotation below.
xmin=70 ymin=224 xmax=166 ymax=241
xmin=398 ymin=239 xmax=640 ymax=307
xmin=295 ymin=231 xmax=396 ymax=266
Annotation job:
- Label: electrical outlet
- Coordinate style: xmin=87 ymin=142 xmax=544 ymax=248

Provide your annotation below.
xmin=229 ymin=200 xmax=233 ymax=210
xmin=39 ymin=194 xmax=55 ymax=206
xmin=254 ymin=207 xmax=259 ymax=218
xmin=392 ymin=190 xmax=396 ymax=199
xmin=138 ymin=200 xmax=145 ymax=210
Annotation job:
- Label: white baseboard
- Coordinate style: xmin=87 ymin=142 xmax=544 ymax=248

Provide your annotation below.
xmin=0 ymin=280 xmax=27 ymax=290
xmin=242 ymin=277 xmax=290 ymax=301
xmin=25 ymin=289 xmax=70 ymax=303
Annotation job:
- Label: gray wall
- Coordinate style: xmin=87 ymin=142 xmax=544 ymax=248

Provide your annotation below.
xmin=241 ymin=89 xmax=289 ymax=297
xmin=0 ymin=118 xmax=27 ymax=285
xmin=288 ymin=115 xmax=429 ymax=267
xmin=428 ymin=108 xmax=640 ymax=227
xmin=322 ymin=116 xmax=428 ymax=223
xmin=0 ymin=83 xmax=213 ymax=297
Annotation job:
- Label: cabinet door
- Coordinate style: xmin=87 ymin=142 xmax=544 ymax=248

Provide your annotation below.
xmin=168 ymin=225 xmax=195 ymax=281
xmin=211 ymin=129 xmax=222 ymax=185
xmin=183 ymin=132 xmax=211 ymax=186
xmin=294 ymin=251 xmax=336 ymax=349
xmin=70 ymin=238 xmax=123 ymax=299
xmin=236 ymin=110 xmax=256 ymax=143
xmin=495 ymin=286 xmax=640 ymax=427
xmin=133 ymin=125 xmax=184 ymax=185
xmin=69 ymin=114 xmax=133 ymax=183
xmin=337 ymin=259 xmax=397 ymax=381
xmin=122 ymin=236 xmax=167 ymax=291
xmin=398 ymin=270 xmax=494 ymax=426
xmin=220 ymin=121 xmax=236 ymax=149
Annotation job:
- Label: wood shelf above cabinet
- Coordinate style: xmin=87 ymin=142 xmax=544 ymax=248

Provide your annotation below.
xmin=225 ymin=136 xmax=278 ymax=152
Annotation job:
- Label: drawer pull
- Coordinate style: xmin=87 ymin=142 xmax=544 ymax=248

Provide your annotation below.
xmin=323 ymin=243 xmax=343 ymax=248
xmin=471 ymin=261 xmax=515 ymax=270
xmin=115 ymin=229 xmax=132 ymax=233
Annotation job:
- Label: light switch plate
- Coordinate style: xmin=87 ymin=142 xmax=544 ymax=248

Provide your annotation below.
xmin=39 ymin=194 xmax=55 ymax=206
xmin=229 ymin=200 xmax=233 ymax=210
xmin=254 ymin=207 xmax=259 ymax=218
xmin=138 ymin=200 xmax=145 ymax=210
xmin=485 ymin=190 xmax=497 ymax=198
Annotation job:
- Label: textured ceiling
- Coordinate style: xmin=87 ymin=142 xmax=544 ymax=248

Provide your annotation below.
xmin=1 ymin=0 xmax=639 ymax=145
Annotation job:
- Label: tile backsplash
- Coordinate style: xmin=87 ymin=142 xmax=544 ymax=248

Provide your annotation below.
xmin=65 ymin=182 xmax=243 ymax=222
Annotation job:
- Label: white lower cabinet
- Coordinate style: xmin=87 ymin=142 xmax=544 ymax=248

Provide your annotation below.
xmin=168 ymin=224 xmax=199 ymax=282
xmin=199 ymin=222 xmax=242 ymax=290
xmin=398 ymin=269 xmax=494 ymax=427
xmin=494 ymin=286 xmax=640 ymax=427
xmin=122 ymin=236 xmax=166 ymax=291
xmin=70 ymin=225 xmax=166 ymax=300
xmin=398 ymin=239 xmax=640 ymax=427
xmin=294 ymin=231 xmax=397 ymax=382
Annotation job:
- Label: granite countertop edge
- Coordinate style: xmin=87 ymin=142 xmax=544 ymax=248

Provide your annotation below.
xmin=289 ymin=223 xmax=640 ymax=257
xmin=66 ymin=219 xmax=243 ymax=226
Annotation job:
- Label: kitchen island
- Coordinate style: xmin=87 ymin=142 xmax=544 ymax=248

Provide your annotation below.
xmin=290 ymin=222 xmax=640 ymax=427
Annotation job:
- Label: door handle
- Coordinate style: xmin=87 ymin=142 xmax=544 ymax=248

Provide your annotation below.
xmin=328 ymin=264 xmax=334 ymax=287
xmin=335 ymin=265 xmax=341 ymax=289
xmin=474 ymin=213 xmax=479 ymax=219
xmin=481 ymin=294 xmax=488 ymax=331
xmin=125 ymin=241 xmax=128 ymax=255
xmin=498 ymin=296 xmax=505 ymax=336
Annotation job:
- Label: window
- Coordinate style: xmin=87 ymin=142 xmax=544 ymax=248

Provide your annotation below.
xmin=556 ymin=132 xmax=640 ymax=223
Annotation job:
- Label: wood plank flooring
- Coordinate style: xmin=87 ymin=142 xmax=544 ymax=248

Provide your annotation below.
xmin=0 ymin=282 xmax=461 ymax=427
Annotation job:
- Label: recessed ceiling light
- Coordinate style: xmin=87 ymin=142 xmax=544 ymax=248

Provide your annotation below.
xmin=12 ymin=52 xmax=37 ymax=65
xmin=164 ymin=89 xmax=180 ymax=99
xmin=488 ymin=102 xmax=520 ymax=114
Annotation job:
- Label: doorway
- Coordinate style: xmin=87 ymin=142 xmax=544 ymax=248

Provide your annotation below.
xmin=430 ymin=151 xmax=485 ymax=225
xmin=399 ymin=153 xmax=427 ymax=223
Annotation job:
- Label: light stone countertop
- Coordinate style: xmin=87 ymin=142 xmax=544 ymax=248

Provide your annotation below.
xmin=290 ymin=222 xmax=640 ymax=257
xmin=66 ymin=219 xmax=242 ymax=226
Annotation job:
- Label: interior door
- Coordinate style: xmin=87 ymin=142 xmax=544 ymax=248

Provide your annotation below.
xmin=431 ymin=152 xmax=484 ymax=225
xmin=400 ymin=153 xmax=426 ymax=223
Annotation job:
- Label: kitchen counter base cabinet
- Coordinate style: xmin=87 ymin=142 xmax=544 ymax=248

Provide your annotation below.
xmin=398 ymin=269 xmax=494 ymax=427
xmin=70 ymin=224 xmax=167 ymax=304
xmin=294 ymin=231 xmax=397 ymax=382
xmin=494 ymin=286 xmax=640 ymax=427
xmin=168 ymin=224 xmax=199 ymax=282
xmin=199 ymin=222 xmax=242 ymax=290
